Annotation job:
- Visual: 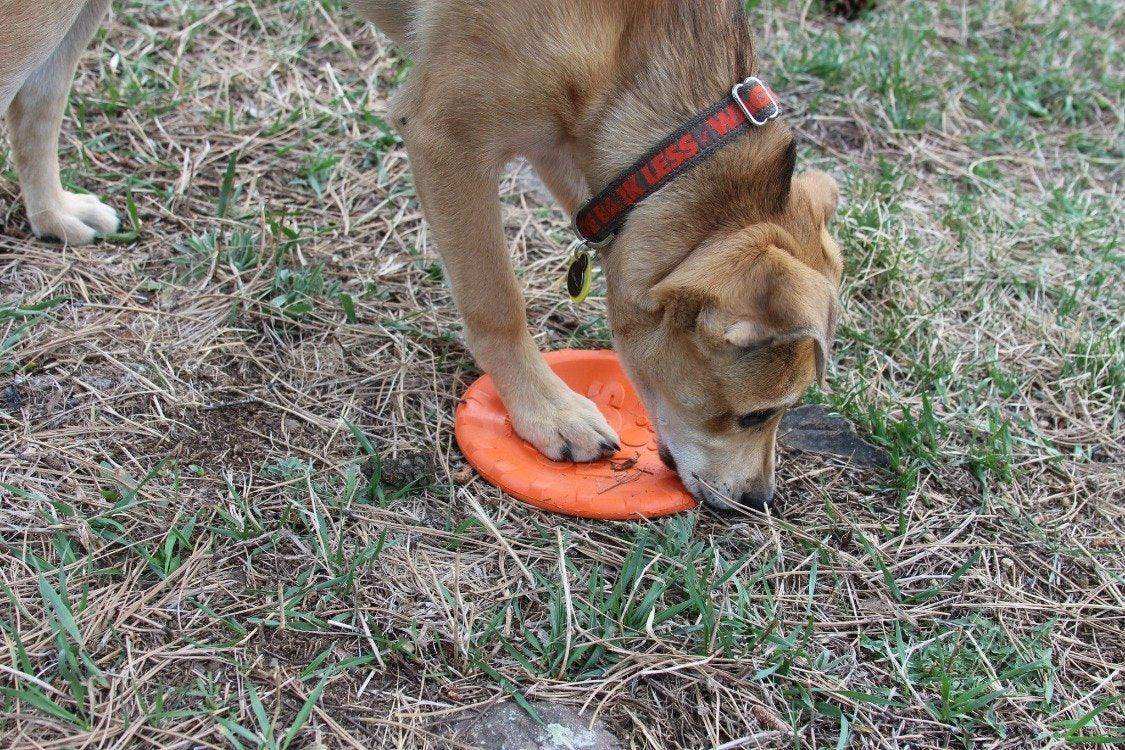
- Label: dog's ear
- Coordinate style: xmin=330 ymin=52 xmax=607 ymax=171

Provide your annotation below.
xmin=762 ymin=138 xmax=797 ymax=214
xmin=652 ymin=224 xmax=837 ymax=382
xmin=708 ymin=246 xmax=837 ymax=383
xmin=792 ymin=169 xmax=840 ymax=224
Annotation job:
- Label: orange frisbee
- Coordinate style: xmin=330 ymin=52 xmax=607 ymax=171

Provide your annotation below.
xmin=455 ymin=350 xmax=697 ymax=520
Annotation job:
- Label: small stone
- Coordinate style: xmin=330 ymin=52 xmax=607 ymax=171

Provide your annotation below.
xmin=1 ymin=383 xmax=23 ymax=412
xmin=449 ymin=701 xmax=622 ymax=750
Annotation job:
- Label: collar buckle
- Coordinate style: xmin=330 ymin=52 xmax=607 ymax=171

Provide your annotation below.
xmin=732 ymin=76 xmax=780 ymax=127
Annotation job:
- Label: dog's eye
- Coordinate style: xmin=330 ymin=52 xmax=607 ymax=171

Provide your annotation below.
xmin=737 ymin=409 xmax=777 ymax=430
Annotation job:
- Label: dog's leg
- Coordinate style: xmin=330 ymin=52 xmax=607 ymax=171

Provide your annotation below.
xmin=394 ymin=92 xmax=619 ymax=462
xmin=526 ymin=148 xmax=588 ymax=216
xmin=5 ymin=0 xmax=117 ymax=244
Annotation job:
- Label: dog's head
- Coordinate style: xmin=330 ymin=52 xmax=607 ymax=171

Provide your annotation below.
xmin=614 ymin=168 xmax=842 ymax=510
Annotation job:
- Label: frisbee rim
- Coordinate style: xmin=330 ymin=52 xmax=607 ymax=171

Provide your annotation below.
xmin=454 ymin=350 xmax=697 ymax=520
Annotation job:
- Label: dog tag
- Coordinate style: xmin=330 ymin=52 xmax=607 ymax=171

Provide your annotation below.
xmin=567 ymin=248 xmax=593 ymax=303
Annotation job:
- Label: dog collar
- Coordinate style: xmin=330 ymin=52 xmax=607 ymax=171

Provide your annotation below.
xmin=574 ymin=76 xmax=781 ymax=249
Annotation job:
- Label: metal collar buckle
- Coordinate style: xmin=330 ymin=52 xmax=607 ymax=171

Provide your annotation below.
xmin=732 ymin=76 xmax=780 ymax=127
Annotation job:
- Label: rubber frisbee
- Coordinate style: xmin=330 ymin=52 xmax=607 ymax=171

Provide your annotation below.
xmin=455 ymin=350 xmax=697 ymax=520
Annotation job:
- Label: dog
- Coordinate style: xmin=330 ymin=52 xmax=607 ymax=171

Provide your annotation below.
xmin=1 ymin=0 xmax=842 ymax=510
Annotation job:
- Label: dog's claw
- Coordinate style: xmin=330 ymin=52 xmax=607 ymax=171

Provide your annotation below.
xmin=560 ymin=442 xmax=575 ymax=463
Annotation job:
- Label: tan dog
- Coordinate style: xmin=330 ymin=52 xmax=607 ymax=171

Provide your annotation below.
xmin=1 ymin=0 xmax=842 ymax=510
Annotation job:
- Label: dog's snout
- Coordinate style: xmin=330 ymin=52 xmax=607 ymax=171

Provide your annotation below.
xmin=738 ymin=484 xmax=775 ymax=512
xmin=688 ymin=478 xmax=776 ymax=514
xmin=653 ymin=425 xmax=779 ymax=514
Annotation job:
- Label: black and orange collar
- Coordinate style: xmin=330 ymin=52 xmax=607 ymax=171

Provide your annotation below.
xmin=574 ymin=76 xmax=780 ymax=249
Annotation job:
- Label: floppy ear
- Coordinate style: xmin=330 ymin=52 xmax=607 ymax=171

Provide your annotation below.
xmin=792 ymin=169 xmax=840 ymax=224
xmin=652 ymin=224 xmax=837 ymax=382
xmin=719 ymin=247 xmax=837 ymax=383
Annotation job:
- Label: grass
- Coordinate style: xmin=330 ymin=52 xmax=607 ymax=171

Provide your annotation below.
xmin=0 ymin=0 xmax=1122 ymax=747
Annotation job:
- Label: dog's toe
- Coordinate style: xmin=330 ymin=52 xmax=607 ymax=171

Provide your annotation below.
xmin=71 ymin=193 xmax=120 ymax=234
xmin=28 ymin=192 xmax=119 ymax=245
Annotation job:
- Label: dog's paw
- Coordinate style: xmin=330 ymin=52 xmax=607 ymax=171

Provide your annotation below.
xmin=509 ymin=388 xmax=620 ymax=463
xmin=28 ymin=192 xmax=119 ymax=245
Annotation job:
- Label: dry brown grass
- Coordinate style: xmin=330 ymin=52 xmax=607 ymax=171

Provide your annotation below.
xmin=1 ymin=0 xmax=1122 ymax=748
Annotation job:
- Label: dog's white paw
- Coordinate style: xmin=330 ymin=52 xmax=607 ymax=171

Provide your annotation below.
xmin=510 ymin=388 xmax=620 ymax=463
xmin=28 ymin=192 xmax=119 ymax=245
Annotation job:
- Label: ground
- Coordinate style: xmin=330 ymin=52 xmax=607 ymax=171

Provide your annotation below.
xmin=0 ymin=0 xmax=1122 ymax=748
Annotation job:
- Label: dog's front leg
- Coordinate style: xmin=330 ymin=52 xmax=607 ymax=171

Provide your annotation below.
xmin=526 ymin=146 xmax=588 ymax=216
xmin=5 ymin=0 xmax=118 ymax=244
xmin=396 ymin=106 xmax=620 ymax=462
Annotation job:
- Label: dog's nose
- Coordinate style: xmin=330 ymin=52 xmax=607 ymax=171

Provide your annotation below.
xmin=738 ymin=485 xmax=775 ymax=512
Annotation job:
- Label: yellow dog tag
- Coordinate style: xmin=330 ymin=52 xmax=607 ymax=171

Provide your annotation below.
xmin=566 ymin=248 xmax=593 ymax=303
